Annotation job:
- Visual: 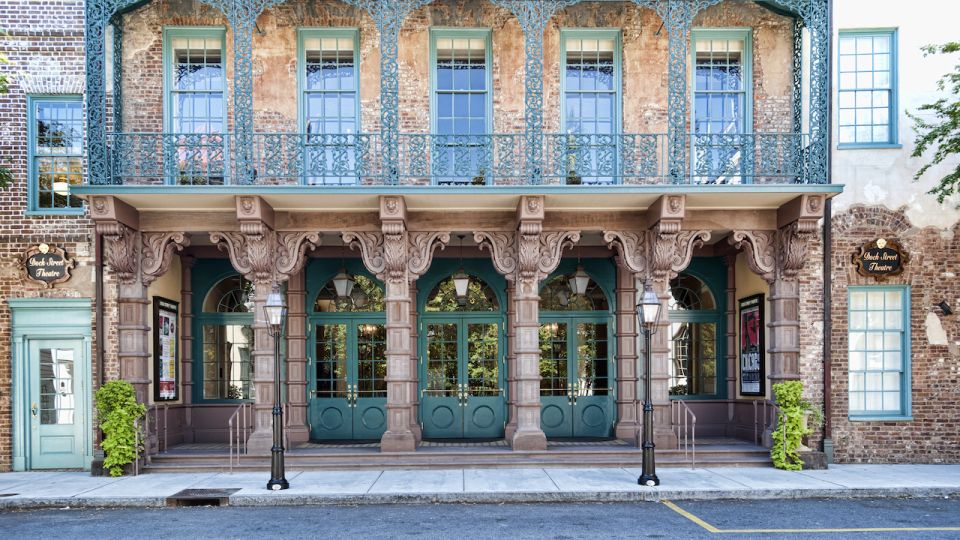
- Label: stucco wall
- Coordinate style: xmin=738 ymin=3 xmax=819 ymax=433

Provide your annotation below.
xmin=832 ymin=0 xmax=960 ymax=229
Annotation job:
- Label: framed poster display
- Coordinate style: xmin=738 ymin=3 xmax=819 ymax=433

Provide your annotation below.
xmin=153 ymin=296 xmax=179 ymax=401
xmin=738 ymin=294 xmax=765 ymax=396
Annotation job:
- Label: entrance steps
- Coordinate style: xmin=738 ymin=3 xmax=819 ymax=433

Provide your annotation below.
xmin=143 ymin=438 xmax=771 ymax=473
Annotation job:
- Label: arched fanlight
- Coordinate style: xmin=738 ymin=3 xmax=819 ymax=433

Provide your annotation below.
xmin=453 ymin=234 xmax=470 ymax=306
xmin=568 ymin=265 xmax=590 ymax=296
xmin=333 ymin=267 xmax=355 ymax=299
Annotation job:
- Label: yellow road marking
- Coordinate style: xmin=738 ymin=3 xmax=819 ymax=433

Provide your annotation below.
xmin=661 ymin=500 xmax=960 ymax=534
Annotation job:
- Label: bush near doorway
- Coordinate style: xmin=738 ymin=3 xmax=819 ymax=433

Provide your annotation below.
xmin=94 ymin=381 xmax=146 ymax=476
xmin=770 ymin=381 xmax=821 ymax=471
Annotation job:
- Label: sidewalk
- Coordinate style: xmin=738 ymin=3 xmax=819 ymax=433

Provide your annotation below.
xmin=0 ymin=465 xmax=958 ymax=509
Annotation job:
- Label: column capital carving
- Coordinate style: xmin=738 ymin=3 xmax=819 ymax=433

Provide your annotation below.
xmin=604 ymin=227 xmax=710 ymax=282
xmin=343 ymin=230 xmax=448 ymax=284
xmin=603 ymin=230 xmax=647 ymax=276
xmin=98 ymin=221 xmax=139 ymax=284
xmin=141 ymin=232 xmax=191 ymax=286
xmin=408 ymin=231 xmax=450 ymax=279
xmin=474 ymin=231 xmax=518 ymax=279
xmin=730 ymin=222 xmax=815 ymax=283
xmin=210 ymin=230 xmax=320 ymax=285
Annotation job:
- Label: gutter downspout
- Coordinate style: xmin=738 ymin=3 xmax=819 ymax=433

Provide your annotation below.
xmin=822 ymin=0 xmax=835 ymax=464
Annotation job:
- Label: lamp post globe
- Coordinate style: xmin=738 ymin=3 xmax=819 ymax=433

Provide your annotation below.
xmin=263 ymin=283 xmax=289 ymax=491
xmin=637 ymin=280 xmax=662 ymax=487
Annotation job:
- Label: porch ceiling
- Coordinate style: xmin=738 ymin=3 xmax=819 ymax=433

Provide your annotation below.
xmin=73 ymin=184 xmax=843 ymax=213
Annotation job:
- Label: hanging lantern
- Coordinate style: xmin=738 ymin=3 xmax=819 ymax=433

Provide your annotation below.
xmin=568 ymin=265 xmax=590 ymax=296
xmin=452 ymin=268 xmax=470 ymax=306
xmin=350 ymin=287 xmax=368 ymax=308
xmin=332 ymin=268 xmax=355 ymax=298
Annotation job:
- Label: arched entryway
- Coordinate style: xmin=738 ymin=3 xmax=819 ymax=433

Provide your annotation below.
xmin=306 ymin=260 xmax=387 ymax=441
xmin=539 ymin=259 xmax=616 ymax=438
xmin=418 ymin=260 xmax=507 ymax=439
xmin=668 ymin=259 xmax=726 ymax=399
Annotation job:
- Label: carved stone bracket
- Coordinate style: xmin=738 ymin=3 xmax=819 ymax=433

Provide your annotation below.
xmin=728 ymin=230 xmax=777 ymax=282
xmin=141 ymin=232 xmax=191 ymax=286
xmin=474 ymin=231 xmax=518 ymax=279
xmin=210 ymin=230 xmax=321 ymax=284
xmin=343 ymin=230 xmax=449 ymax=283
xmin=603 ymin=228 xmax=710 ymax=282
xmin=97 ymin=221 xmax=140 ymax=284
xmin=729 ymin=222 xmax=816 ymax=284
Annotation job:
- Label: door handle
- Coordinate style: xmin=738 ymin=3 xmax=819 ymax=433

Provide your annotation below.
xmin=31 ymin=402 xmax=38 ymax=417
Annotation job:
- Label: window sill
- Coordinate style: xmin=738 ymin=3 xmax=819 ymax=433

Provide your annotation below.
xmin=24 ymin=210 xmax=86 ymax=217
xmin=848 ymin=415 xmax=912 ymax=422
xmin=837 ymin=143 xmax=903 ymax=150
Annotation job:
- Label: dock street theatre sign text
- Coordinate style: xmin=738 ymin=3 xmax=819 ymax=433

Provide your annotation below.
xmin=852 ymin=238 xmax=909 ymax=280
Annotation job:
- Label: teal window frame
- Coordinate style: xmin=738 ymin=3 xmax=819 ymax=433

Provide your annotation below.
xmin=429 ymin=28 xmax=494 ymax=185
xmin=26 ymin=95 xmax=85 ymax=215
xmin=837 ymin=29 xmax=899 ymax=149
xmin=559 ymin=28 xmax=623 ymax=185
xmin=162 ymin=26 xmax=228 ymax=135
xmin=847 ymin=285 xmax=912 ymax=421
xmin=191 ymin=259 xmax=255 ymax=404
xmin=296 ymin=28 xmax=362 ymax=186
xmin=690 ymin=28 xmax=754 ymax=135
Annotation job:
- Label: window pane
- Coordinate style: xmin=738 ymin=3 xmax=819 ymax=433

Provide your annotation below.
xmin=837 ymin=32 xmax=895 ymax=145
xmin=33 ymin=99 xmax=84 ymax=210
xmin=848 ymin=287 xmax=907 ymax=417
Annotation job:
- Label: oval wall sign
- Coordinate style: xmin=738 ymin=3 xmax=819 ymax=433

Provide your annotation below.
xmin=852 ymin=238 xmax=909 ymax=280
xmin=21 ymin=244 xmax=76 ymax=288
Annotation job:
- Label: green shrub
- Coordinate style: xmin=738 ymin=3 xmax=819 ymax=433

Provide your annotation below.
xmin=770 ymin=381 xmax=819 ymax=471
xmin=94 ymin=381 xmax=146 ymax=477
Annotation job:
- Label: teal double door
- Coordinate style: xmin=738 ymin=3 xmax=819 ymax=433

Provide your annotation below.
xmin=308 ymin=320 xmax=387 ymax=440
xmin=539 ymin=317 xmax=614 ymax=438
xmin=420 ymin=317 xmax=505 ymax=439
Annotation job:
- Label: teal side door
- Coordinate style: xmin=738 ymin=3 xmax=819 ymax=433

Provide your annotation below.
xmin=308 ymin=321 xmax=387 ymax=440
xmin=28 ymin=339 xmax=88 ymax=469
xmin=540 ymin=318 xmax=614 ymax=438
xmin=421 ymin=317 xmax=504 ymax=439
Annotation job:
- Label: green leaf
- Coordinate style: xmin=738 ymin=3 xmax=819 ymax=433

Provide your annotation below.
xmin=94 ymin=381 xmax=146 ymax=476
xmin=911 ymin=42 xmax=960 ymax=206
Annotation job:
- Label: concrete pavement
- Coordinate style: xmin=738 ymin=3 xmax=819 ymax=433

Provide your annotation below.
xmin=0 ymin=464 xmax=958 ymax=509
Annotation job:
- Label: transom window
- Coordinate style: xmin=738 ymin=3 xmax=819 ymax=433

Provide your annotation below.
xmin=29 ymin=97 xmax=84 ymax=212
xmin=313 ymin=274 xmax=385 ymax=313
xmin=425 ymin=275 xmax=499 ymax=312
xmin=848 ymin=287 xmax=910 ymax=418
xmin=539 ymin=273 xmax=609 ymax=312
xmin=838 ymin=31 xmax=897 ymax=146
xmin=301 ymin=31 xmax=360 ymax=185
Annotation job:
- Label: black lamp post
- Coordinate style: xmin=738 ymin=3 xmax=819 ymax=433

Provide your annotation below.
xmin=637 ymin=280 xmax=663 ymax=487
xmin=264 ymin=284 xmax=289 ymax=491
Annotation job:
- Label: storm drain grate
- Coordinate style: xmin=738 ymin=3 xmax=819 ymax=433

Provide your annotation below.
xmin=166 ymin=488 xmax=240 ymax=507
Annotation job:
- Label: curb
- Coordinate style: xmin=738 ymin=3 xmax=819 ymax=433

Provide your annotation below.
xmin=1 ymin=487 xmax=957 ymax=510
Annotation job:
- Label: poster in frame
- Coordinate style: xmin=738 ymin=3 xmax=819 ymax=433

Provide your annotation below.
xmin=153 ymin=296 xmax=179 ymax=401
xmin=738 ymin=294 xmax=765 ymax=397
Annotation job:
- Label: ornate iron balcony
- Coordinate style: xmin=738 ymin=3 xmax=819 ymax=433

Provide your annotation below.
xmin=102 ymin=131 xmax=817 ymax=186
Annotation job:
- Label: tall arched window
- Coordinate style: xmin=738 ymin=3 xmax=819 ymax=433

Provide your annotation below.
xmin=668 ymin=272 xmax=720 ymax=397
xmin=198 ymin=275 xmax=254 ymax=400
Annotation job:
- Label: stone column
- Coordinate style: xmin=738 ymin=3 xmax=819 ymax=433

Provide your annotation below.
xmin=211 ymin=196 xmax=320 ymax=454
xmin=477 ymin=196 xmax=579 ymax=451
xmin=504 ymin=281 xmax=518 ymax=440
xmin=344 ymin=196 xmax=448 ymax=452
xmin=409 ymin=283 xmax=422 ymax=442
xmin=614 ymin=258 xmax=640 ymax=441
xmin=649 ymin=278 xmax=675 ymax=448
xmin=285 ymin=270 xmax=309 ymax=444
xmin=724 ymin=255 xmax=737 ymax=431
xmin=180 ymin=255 xmax=195 ymax=442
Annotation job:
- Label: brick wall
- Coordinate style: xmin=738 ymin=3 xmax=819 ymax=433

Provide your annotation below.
xmin=828 ymin=205 xmax=960 ymax=463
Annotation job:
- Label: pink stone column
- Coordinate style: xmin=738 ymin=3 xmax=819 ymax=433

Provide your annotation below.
xmin=768 ymin=276 xmax=802 ymax=383
xmin=504 ymin=281 xmax=518 ymax=440
xmin=409 ymin=282 xmax=422 ymax=443
xmin=614 ymin=259 xmax=640 ymax=441
xmin=650 ymin=279 xmax=677 ymax=449
xmin=180 ymin=255 xmax=195 ymax=442
xmin=246 ymin=279 xmax=278 ymax=454
xmin=285 ymin=271 xmax=309 ymax=444
xmin=511 ymin=276 xmax=548 ymax=451
xmin=381 ymin=276 xmax=417 ymax=451
xmin=116 ymin=282 xmax=151 ymax=404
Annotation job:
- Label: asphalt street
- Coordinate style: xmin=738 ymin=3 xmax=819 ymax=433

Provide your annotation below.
xmin=1 ymin=498 xmax=959 ymax=539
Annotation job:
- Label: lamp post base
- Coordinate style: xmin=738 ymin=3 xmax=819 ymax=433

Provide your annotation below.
xmin=638 ymin=473 xmax=660 ymax=487
xmin=267 ymin=477 xmax=289 ymax=491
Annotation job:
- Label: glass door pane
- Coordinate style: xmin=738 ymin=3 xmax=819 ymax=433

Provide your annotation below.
xmin=315 ymin=324 xmax=348 ymax=398
xmin=355 ymin=323 xmax=386 ymax=398
xmin=202 ymin=324 xmax=253 ymax=399
xmin=466 ymin=323 xmax=499 ymax=397
xmin=669 ymin=321 xmax=718 ymax=396
xmin=39 ymin=347 xmax=75 ymax=425
xmin=576 ymin=322 xmax=609 ymax=396
xmin=539 ymin=322 xmax=569 ymax=396
xmin=426 ymin=323 xmax=458 ymax=396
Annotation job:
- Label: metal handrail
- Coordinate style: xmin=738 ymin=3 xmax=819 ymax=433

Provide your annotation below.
xmin=228 ymin=402 xmax=252 ymax=472
xmin=753 ymin=399 xmax=779 ymax=447
xmin=671 ymin=400 xmax=697 ymax=468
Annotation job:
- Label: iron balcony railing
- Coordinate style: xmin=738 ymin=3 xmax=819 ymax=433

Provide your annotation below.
xmin=103 ymin=132 xmax=816 ymax=186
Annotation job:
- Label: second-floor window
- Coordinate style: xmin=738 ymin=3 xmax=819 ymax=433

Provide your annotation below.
xmin=164 ymin=28 xmax=227 ymax=184
xmin=431 ymin=30 xmax=491 ymax=184
xmin=561 ymin=31 xmax=620 ymax=184
xmin=29 ymin=96 xmax=84 ymax=212
xmin=692 ymin=30 xmax=752 ymax=183
xmin=838 ymin=30 xmax=897 ymax=147
xmin=301 ymin=30 xmax=360 ymax=185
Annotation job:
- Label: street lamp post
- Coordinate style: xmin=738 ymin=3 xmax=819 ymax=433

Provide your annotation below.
xmin=263 ymin=284 xmax=289 ymax=491
xmin=637 ymin=280 xmax=663 ymax=487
